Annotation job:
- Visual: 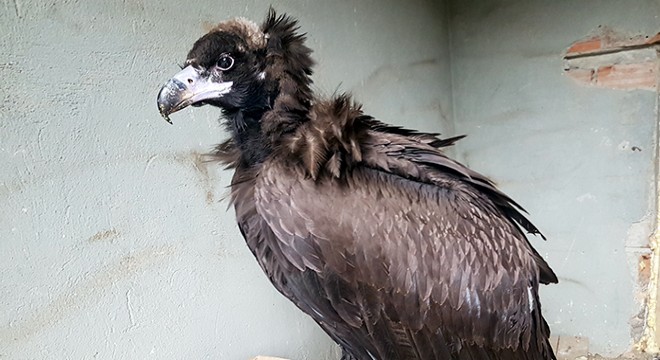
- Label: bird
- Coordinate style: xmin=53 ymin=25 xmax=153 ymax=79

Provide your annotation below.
xmin=156 ymin=9 xmax=558 ymax=360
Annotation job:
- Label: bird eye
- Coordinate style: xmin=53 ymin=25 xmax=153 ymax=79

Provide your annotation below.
xmin=217 ymin=54 xmax=234 ymax=71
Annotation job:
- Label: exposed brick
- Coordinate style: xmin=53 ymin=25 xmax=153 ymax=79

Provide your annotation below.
xmin=644 ymin=33 xmax=660 ymax=46
xmin=595 ymin=62 xmax=657 ymax=90
xmin=566 ymin=29 xmax=660 ymax=57
xmin=566 ymin=38 xmax=602 ymax=56
xmin=564 ymin=28 xmax=658 ymax=91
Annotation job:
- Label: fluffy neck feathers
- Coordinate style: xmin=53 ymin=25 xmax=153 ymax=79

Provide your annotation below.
xmin=259 ymin=10 xmax=314 ymax=138
xmin=220 ymin=10 xmax=317 ymax=168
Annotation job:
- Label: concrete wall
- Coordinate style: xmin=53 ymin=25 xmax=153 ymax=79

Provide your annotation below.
xmin=449 ymin=1 xmax=659 ymax=356
xmin=0 ymin=0 xmax=452 ymax=359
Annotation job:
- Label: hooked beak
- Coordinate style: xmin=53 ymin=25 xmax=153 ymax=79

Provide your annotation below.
xmin=156 ymin=65 xmax=233 ymax=124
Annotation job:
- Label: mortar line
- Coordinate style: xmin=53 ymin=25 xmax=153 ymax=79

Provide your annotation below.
xmin=564 ymin=41 xmax=660 ymax=60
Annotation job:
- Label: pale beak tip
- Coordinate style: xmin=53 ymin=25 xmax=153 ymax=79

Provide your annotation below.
xmin=158 ymin=103 xmax=174 ymax=124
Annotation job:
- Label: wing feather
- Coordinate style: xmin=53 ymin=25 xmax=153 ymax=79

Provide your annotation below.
xmin=256 ymin=156 xmax=551 ymax=355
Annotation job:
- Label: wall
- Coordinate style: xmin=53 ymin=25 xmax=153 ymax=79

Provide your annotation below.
xmin=0 ymin=0 xmax=452 ymax=359
xmin=449 ymin=1 xmax=659 ymax=356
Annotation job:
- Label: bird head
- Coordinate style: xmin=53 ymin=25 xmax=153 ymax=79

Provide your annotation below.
xmin=157 ymin=10 xmax=314 ymax=124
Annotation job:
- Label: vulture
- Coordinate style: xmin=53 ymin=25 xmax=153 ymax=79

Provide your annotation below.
xmin=157 ymin=10 xmax=558 ymax=360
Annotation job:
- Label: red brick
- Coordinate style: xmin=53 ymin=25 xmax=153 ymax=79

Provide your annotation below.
xmin=566 ymin=38 xmax=602 ymax=55
xmin=566 ymin=32 xmax=660 ymax=57
xmin=644 ymin=32 xmax=660 ymax=45
xmin=595 ymin=61 xmax=657 ymax=90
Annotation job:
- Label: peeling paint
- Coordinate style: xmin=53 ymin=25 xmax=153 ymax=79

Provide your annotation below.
xmin=637 ymin=120 xmax=660 ymax=355
xmin=637 ymin=229 xmax=659 ymax=354
xmin=563 ymin=27 xmax=659 ymax=91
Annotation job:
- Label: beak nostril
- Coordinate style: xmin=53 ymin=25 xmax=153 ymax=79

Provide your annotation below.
xmin=187 ymin=78 xmax=193 ymax=84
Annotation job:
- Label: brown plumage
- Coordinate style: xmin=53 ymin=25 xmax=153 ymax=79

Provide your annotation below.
xmin=157 ymin=9 xmax=558 ymax=360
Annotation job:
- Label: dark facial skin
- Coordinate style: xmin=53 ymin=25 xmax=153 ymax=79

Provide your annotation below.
xmin=185 ymin=32 xmax=268 ymax=111
xmin=157 ymin=31 xmax=268 ymax=122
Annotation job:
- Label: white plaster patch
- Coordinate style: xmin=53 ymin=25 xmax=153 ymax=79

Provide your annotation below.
xmin=600 ymin=136 xmax=613 ymax=147
xmin=626 ymin=214 xmax=654 ymax=248
xmin=576 ymin=193 xmax=596 ymax=203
